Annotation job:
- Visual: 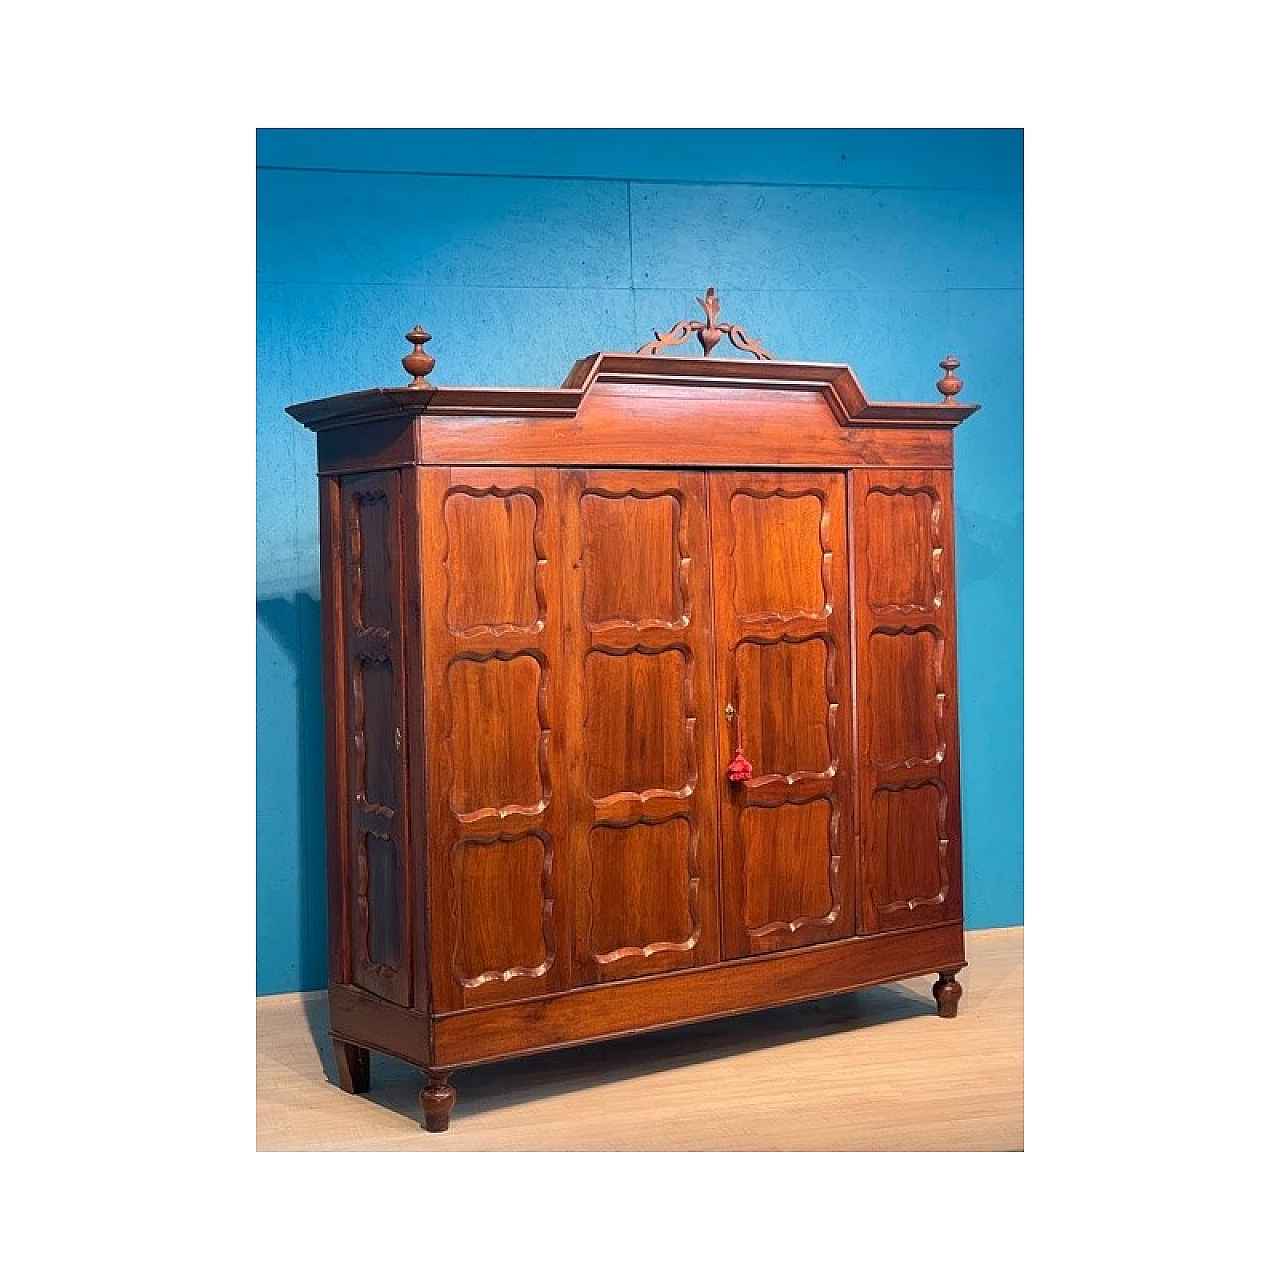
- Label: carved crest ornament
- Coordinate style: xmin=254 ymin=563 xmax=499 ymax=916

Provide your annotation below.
xmin=637 ymin=287 xmax=775 ymax=360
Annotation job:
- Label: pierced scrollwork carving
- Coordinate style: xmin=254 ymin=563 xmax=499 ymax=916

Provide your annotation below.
xmin=638 ymin=287 xmax=774 ymax=360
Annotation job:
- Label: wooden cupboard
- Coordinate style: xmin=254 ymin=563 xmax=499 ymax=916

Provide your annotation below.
xmin=287 ymin=300 xmax=979 ymax=1131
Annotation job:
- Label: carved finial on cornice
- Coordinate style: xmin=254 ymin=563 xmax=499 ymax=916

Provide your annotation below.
xmin=402 ymin=326 xmax=436 ymax=387
xmin=695 ymin=288 xmax=722 ymax=355
xmin=936 ymin=355 xmax=963 ymax=402
xmin=638 ymin=287 xmax=774 ymax=360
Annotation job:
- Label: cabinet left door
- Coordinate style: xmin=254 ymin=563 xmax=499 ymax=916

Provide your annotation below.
xmin=419 ymin=467 xmax=574 ymax=1012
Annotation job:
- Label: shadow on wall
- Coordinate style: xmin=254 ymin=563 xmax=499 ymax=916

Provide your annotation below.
xmin=257 ymin=592 xmax=329 ymax=997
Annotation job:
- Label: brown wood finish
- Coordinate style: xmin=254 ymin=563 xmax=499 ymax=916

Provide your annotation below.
xmin=333 ymin=1038 xmax=370 ymax=1094
xmin=418 ymin=467 xmax=574 ymax=1015
xmin=410 ymin=399 xmax=955 ymax=471
xmin=291 ymin=329 xmax=980 ymax=1129
xmin=317 ymin=475 xmax=351 ymax=988
xmin=327 ymin=982 xmax=431 ymax=1064
xmin=340 ymin=472 xmax=411 ymax=1007
xmin=933 ymin=971 xmax=963 ymax=1018
xmin=421 ymin=1072 xmax=456 ymax=1132
xmin=711 ymin=471 xmax=857 ymax=958
xmin=850 ymin=469 xmax=964 ymax=934
xmin=434 ymin=922 xmax=965 ymax=1069
xmin=560 ymin=469 xmax=722 ymax=985
xmin=637 ymin=286 xmax=774 ymax=359
xmin=317 ymin=417 xmax=418 ymax=475
xmin=400 ymin=470 xmax=432 ymax=1016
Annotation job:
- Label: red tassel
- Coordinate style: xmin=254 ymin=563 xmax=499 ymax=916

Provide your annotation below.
xmin=727 ymin=746 xmax=754 ymax=782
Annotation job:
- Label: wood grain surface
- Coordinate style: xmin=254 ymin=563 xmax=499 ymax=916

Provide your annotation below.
xmin=299 ymin=349 xmax=986 ymax=1133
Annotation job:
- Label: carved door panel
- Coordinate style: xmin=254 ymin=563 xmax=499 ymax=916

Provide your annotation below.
xmin=340 ymin=471 xmax=412 ymax=1006
xmin=560 ymin=470 xmax=722 ymax=985
xmin=851 ymin=469 xmax=963 ymax=933
xmin=419 ymin=467 xmax=573 ymax=1011
xmin=710 ymin=471 xmax=857 ymax=959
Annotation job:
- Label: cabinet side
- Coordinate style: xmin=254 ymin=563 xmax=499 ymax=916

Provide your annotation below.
xmin=318 ymin=474 xmax=353 ymax=987
xmin=334 ymin=470 xmax=414 ymax=1007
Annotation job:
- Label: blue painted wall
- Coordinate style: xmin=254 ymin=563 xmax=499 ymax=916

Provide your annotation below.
xmin=257 ymin=129 xmax=1023 ymax=996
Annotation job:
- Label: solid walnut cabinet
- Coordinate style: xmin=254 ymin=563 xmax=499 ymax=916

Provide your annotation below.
xmin=288 ymin=306 xmax=978 ymax=1131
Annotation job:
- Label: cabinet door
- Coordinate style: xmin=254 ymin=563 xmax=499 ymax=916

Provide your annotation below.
xmin=710 ymin=472 xmax=857 ymax=958
xmin=850 ymin=469 xmax=963 ymax=933
xmin=419 ymin=467 xmax=573 ymax=1012
xmin=560 ymin=470 xmax=722 ymax=984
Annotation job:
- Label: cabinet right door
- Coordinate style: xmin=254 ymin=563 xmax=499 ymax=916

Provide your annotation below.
xmin=850 ymin=469 xmax=964 ymax=934
xmin=710 ymin=471 xmax=857 ymax=959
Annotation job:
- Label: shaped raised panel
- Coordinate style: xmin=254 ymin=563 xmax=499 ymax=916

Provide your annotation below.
xmin=451 ymin=834 xmax=553 ymax=986
xmin=584 ymin=648 xmax=691 ymax=799
xmin=734 ymin=637 xmax=833 ymax=779
xmin=351 ymin=488 xmax=394 ymax=631
xmin=711 ymin=469 xmax=854 ymax=960
xmin=422 ymin=467 xmax=574 ymax=1013
xmin=729 ymin=491 xmax=828 ymax=618
xmin=563 ymin=469 xmax=722 ymax=986
xmin=359 ymin=831 xmax=404 ymax=971
xmin=852 ymin=468 xmax=962 ymax=937
xmin=866 ymin=485 xmax=942 ymax=612
xmin=444 ymin=488 xmax=542 ymax=634
xmin=586 ymin=818 xmax=697 ymax=961
xmin=580 ymin=491 xmax=685 ymax=626
xmin=446 ymin=653 xmax=548 ymax=818
xmin=868 ymin=628 xmax=946 ymax=767
xmin=868 ymin=781 xmax=949 ymax=918
xmin=353 ymin=654 xmax=397 ymax=814
xmin=741 ymin=800 xmax=837 ymax=934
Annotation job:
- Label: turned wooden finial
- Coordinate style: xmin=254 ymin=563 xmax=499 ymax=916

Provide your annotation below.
xmin=936 ymin=355 xmax=963 ymax=402
xmin=402 ymin=325 xmax=436 ymax=387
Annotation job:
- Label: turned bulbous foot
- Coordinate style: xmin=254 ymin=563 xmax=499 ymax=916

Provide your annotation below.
xmin=421 ymin=1072 xmax=456 ymax=1132
xmin=334 ymin=1038 xmax=370 ymax=1093
xmin=933 ymin=971 xmax=963 ymax=1018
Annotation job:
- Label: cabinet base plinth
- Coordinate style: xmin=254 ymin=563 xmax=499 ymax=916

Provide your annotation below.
xmin=325 ymin=924 xmax=967 ymax=1131
xmin=435 ymin=921 xmax=966 ymax=1069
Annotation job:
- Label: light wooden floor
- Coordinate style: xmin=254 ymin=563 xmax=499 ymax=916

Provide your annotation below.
xmin=257 ymin=926 xmax=1022 ymax=1151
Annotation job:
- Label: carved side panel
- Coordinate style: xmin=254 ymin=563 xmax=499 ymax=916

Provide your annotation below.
xmin=711 ymin=472 xmax=856 ymax=958
xmin=561 ymin=470 xmax=721 ymax=985
xmin=420 ymin=468 xmax=572 ymax=1012
xmin=852 ymin=470 xmax=963 ymax=933
xmin=340 ymin=472 xmax=411 ymax=1006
